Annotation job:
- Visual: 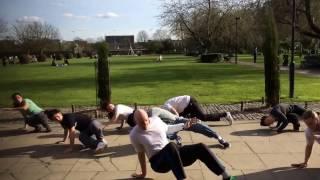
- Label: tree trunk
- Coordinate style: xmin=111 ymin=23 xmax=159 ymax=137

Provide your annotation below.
xmin=263 ymin=4 xmax=280 ymax=107
xmin=96 ymin=42 xmax=111 ymax=108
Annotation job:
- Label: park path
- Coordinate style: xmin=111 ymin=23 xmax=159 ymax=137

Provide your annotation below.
xmin=238 ymin=61 xmax=320 ymax=78
xmin=0 ymin=103 xmax=320 ymax=180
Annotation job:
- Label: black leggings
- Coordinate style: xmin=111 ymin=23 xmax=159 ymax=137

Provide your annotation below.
xmin=149 ymin=142 xmax=225 ymax=179
xmin=180 ymin=97 xmax=226 ymax=121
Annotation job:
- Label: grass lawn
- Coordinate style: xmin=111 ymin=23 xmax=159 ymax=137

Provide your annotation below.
xmin=0 ymin=54 xmax=319 ymax=107
xmin=238 ymin=54 xmax=303 ymax=65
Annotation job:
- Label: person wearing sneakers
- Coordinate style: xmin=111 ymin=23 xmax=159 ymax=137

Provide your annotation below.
xmin=260 ymin=104 xmax=306 ymax=133
xmin=3 ymin=92 xmax=51 ymax=133
xmin=292 ymin=110 xmax=320 ymax=168
xmin=162 ymin=95 xmax=234 ymax=125
xmin=127 ymin=107 xmax=231 ymax=149
xmin=130 ymin=109 xmax=236 ymax=180
xmin=45 ymin=109 xmax=107 ymax=153
xmin=104 ymin=103 xmax=134 ymax=130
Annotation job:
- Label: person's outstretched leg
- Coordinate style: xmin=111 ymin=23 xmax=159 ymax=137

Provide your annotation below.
xmin=150 ymin=142 xmax=186 ymax=179
xmin=179 ymin=143 xmax=233 ymax=179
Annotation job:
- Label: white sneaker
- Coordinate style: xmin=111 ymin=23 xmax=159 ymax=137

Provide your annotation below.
xmin=95 ymin=141 xmax=106 ymax=153
xmin=226 ymin=112 xmax=234 ymax=126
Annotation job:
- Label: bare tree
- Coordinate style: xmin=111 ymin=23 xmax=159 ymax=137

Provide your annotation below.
xmin=137 ymin=30 xmax=149 ymax=42
xmin=152 ymin=29 xmax=170 ymax=40
xmin=12 ymin=21 xmax=60 ymax=53
xmin=0 ymin=18 xmax=8 ymax=34
xmin=160 ymin=0 xmax=251 ymax=53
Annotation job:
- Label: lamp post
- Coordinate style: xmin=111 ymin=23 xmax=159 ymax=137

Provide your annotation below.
xmin=289 ymin=0 xmax=296 ymax=98
xmin=235 ymin=17 xmax=240 ymax=64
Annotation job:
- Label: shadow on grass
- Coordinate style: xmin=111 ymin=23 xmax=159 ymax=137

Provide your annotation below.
xmin=0 ymin=143 xmax=135 ymax=159
xmin=235 ymin=167 xmax=320 ymax=179
xmin=230 ymin=128 xmax=298 ymax=137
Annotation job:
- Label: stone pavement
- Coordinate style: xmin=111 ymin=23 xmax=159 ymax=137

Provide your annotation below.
xmin=0 ymin=111 xmax=319 ymax=180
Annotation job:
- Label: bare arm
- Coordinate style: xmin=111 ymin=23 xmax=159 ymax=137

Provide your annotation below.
xmin=170 ymin=107 xmax=179 ymax=116
xmin=292 ymin=144 xmax=313 ymax=168
xmin=56 ymin=128 xmax=69 ymax=144
xmin=132 ymin=152 xmax=147 ymax=178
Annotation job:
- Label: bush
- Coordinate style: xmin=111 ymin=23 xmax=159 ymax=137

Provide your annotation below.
xmin=301 ymin=55 xmax=320 ymax=68
xmin=76 ymin=53 xmax=82 ymax=58
xmin=19 ymin=54 xmax=32 ymax=64
xmin=56 ymin=53 xmax=63 ymax=60
xmin=64 ymin=53 xmax=73 ymax=59
xmin=37 ymin=54 xmax=47 ymax=62
xmin=200 ymin=53 xmax=223 ymax=63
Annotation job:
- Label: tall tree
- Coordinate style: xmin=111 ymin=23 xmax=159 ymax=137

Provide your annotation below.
xmin=263 ymin=3 xmax=280 ymax=106
xmin=12 ymin=21 xmax=60 ymax=53
xmin=96 ymin=42 xmax=111 ymax=108
xmin=152 ymin=29 xmax=170 ymax=41
xmin=136 ymin=30 xmax=149 ymax=42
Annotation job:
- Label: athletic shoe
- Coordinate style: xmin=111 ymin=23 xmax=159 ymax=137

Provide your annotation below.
xmin=226 ymin=112 xmax=234 ymax=125
xmin=219 ymin=139 xmax=231 ymax=149
xmin=176 ymin=136 xmax=182 ymax=146
xmin=95 ymin=141 xmax=107 ymax=153
xmin=224 ymin=176 xmax=237 ymax=180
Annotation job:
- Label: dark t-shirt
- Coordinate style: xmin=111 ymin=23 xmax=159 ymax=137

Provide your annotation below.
xmin=60 ymin=113 xmax=92 ymax=131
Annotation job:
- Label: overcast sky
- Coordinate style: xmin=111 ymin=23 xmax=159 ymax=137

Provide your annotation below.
xmin=0 ymin=0 xmax=163 ymax=41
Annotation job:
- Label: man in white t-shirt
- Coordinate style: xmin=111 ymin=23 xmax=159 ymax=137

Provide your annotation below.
xmin=292 ymin=110 xmax=320 ymax=168
xmin=129 ymin=109 xmax=236 ymax=180
xmin=162 ymin=95 xmax=234 ymax=125
xmin=105 ymin=103 xmax=134 ymax=129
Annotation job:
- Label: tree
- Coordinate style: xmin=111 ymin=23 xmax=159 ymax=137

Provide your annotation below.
xmin=263 ymin=3 xmax=280 ymax=106
xmin=152 ymin=29 xmax=170 ymax=41
xmin=12 ymin=21 xmax=60 ymax=54
xmin=96 ymin=42 xmax=111 ymax=108
xmin=136 ymin=30 xmax=149 ymax=42
xmin=159 ymin=0 xmax=249 ymax=53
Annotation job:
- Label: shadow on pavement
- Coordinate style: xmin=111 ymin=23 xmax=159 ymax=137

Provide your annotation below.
xmin=37 ymin=133 xmax=64 ymax=139
xmin=231 ymin=129 xmax=298 ymax=137
xmin=236 ymin=167 xmax=320 ymax=179
xmin=0 ymin=143 xmax=135 ymax=159
xmin=0 ymin=129 xmax=29 ymax=137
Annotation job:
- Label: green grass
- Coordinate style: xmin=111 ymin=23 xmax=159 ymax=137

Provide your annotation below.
xmin=238 ymin=54 xmax=303 ymax=65
xmin=0 ymin=55 xmax=319 ymax=107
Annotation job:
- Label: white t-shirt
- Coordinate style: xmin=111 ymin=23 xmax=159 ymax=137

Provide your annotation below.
xmin=162 ymin=95 xmax=191 ymax=113
xmin=113 ymin=104 xmax=134 ymax=122
xmin=305 ymin=127 xmax=320 ymax=145
xmin=130 ymin=116 xmax=184 ymax=159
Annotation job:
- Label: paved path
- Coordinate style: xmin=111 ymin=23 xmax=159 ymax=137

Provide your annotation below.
xmin=238 ymin=61 xmax=320 ymax=78
xmin=0 ymin=108 xmax=319 ymax=180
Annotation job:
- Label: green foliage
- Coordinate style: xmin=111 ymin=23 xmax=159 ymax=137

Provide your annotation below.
xmin=262 ymin=5 xmax=280 ymax=106
xmin=19 ymin=54 xmax=32 ymax=64
xmin=96 ymin=42 xmax=111 ymax=106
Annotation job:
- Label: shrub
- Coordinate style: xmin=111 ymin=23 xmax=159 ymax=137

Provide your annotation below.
xmin=64 ymin=53 xmax=73 ymax=59
xmin=37 ymin=54 xmax=47 ymax=62
xmin=301 ymin=55 xmax=320 ymax=68
xmin=56 ymin=53 xmax=63 ymax=60
xmin=200 ymin=53 xmax=223 ymax=63
xmin=19 ymin=54 xmax=32 ymax=64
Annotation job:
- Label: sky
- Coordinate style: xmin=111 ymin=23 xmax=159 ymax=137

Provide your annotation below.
xmin=0 ymin=0 xmax=163 ymax=41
